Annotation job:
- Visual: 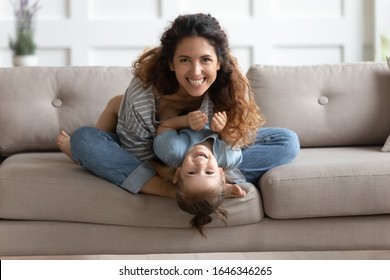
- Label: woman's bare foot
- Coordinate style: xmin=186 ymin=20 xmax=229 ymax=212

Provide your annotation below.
xmin=57 ymin=130 xmax=74 ymax=161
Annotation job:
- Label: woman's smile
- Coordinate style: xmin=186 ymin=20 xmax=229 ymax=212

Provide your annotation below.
xmin=188 ymin=78 xmax=206 ymax=87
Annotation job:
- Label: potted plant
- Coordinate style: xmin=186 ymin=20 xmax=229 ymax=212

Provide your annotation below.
xmin=9 ymin=0 xmax=40 ymax=66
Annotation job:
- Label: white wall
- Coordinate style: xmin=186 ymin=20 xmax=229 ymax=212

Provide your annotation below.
xmin=374 ymin=0 xmax=390 ymax=60
xmin=0 ymin=0 xmax=382 ymax=72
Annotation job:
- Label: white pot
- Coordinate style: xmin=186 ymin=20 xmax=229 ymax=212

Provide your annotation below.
xmin=12 ymin=55 xmax=39 ymax=67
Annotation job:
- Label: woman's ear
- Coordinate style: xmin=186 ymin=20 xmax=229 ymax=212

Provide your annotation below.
xmin=169 ymin=61 xmax=175 ymax=71
xmin=173 ymin=167 xmax=181 ymax=184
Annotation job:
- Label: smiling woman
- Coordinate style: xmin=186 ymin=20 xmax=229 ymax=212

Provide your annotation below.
xmin=132 ymin=13 xmax=264 ymax=147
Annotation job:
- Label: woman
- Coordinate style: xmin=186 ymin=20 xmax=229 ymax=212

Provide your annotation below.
xmin=68 ymin=13 xmax=299 ymax=199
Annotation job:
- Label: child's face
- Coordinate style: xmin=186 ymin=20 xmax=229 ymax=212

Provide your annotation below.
xmin=174 ymin=144 xmax=224 ymax=193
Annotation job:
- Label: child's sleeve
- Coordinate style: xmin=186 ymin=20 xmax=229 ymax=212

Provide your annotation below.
xmin=153 ymin=130 xmax=189 ymax=167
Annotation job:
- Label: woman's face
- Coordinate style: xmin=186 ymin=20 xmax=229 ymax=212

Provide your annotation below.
xmin=170 ymin=36 xmax=220 ymax=97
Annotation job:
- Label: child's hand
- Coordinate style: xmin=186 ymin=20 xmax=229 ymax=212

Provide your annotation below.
xmin=211 ymin=111 xmax=227 ymax=132
xmin=187 ymin=111 xmax=207 ymax=130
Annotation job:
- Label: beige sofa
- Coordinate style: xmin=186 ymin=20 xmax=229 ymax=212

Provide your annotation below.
xmin=1 ymin=62 xmax=390 ymax=257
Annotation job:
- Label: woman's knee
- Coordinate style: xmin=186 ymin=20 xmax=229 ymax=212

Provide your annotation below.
xmin=70 ymin=126 xmax=100 ymax=156
xmin=280 ymin=128 xmax=300 ymax=161
xmin=71 ymin=126 xmax=99 ymax=141
xmin=259 ymin=127 xmax=300 ymax=162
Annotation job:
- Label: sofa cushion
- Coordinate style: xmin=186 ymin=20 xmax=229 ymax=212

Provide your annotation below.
xmin=260 ymin=146 xmax=390 ymax=219
xmin=248 ymin=63 xmax=390 ymax=148
xmin=0 ymin=67 xmax=132 ymax=157
xmin=0 ymin=153 xmax=263 ymax=228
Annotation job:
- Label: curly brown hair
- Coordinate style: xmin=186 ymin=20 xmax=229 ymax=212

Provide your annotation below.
xmin=133 ymin=13 xmax=265 ymax=147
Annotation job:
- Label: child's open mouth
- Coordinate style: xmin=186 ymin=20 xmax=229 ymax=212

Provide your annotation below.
xmin=193 ymin=152 xmax=208 ymax=159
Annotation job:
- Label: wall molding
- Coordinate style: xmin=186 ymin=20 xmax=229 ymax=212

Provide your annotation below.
xmin=0 ymin=0 xmax=377 ymax=70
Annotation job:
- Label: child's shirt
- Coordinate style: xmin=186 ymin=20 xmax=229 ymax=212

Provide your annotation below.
xmin=153 ymin=126 xmax=242 ymax=169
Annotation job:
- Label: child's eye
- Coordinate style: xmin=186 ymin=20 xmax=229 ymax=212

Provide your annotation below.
xmin=187 ymin=171 xmax=196 ymax=175
xmin=206 ymin=171 xmax=214 ymax=175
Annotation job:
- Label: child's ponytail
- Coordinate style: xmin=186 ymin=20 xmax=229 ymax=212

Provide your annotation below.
xmin=190 ymin=207 xmax=227 ymax=237
xmin=175 ymin=182 xmax=227 ymax=237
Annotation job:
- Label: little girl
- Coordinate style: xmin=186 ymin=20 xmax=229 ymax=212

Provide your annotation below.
xmin=153 ymin=110 xmax=246 ymax=236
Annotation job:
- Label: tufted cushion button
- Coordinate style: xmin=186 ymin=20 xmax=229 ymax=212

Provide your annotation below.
xmin=52 ymin=99 xmax=63 ymax=107
xmin=318 ymin=96 xmax=329 ymax=105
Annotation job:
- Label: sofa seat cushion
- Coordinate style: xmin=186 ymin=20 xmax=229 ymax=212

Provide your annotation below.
xmin=260 ymin=146 xmax=390 ymax=219
xmin=0 ymin=153 xmax=263 ymax=228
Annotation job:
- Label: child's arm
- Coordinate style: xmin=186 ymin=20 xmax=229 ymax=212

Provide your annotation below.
xmin=157 ymin=110 xmax=207 ymax=135
xmin=156 ymin=115 xmax=188 ymax=135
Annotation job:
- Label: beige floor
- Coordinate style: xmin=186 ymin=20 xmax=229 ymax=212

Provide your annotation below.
xmin=2 ymin=250 xmax=390 ymax=260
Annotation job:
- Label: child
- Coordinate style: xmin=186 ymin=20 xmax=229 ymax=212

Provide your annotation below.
xmin=153 ymin=110 xmax=246 ymax=236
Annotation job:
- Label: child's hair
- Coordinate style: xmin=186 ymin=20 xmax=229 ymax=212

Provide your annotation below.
xmin=174 ymin=175 xmax=227 ymax=237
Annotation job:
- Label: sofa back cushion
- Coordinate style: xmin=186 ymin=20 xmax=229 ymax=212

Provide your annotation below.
xmin=247 ymin=63 xmax=390 ymax=147
xmin=0 ymin=67 xmax=132 ymax=156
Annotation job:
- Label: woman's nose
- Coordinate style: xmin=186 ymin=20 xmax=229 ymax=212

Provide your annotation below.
xmin=191 ymin=62 xmax=202 ymax=76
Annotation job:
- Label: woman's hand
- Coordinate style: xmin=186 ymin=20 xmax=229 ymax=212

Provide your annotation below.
xmin=224 ymin=183 xmax=247 ymax=198
xmin=211 ymin=111 xmax=227 ymax=132
xmin=187 ymin=110 xmax=208 ymax=130
xmin=150 ymin=160 xmax=174 ymax=180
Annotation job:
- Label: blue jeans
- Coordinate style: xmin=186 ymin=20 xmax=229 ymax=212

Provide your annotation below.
xmin=70 ymin=127 xmax=155 ymax=194
xmin=239 ymin=128 xmax=300 ymax=184
xmin=70 ymin=126 xmax=300 ymax=191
